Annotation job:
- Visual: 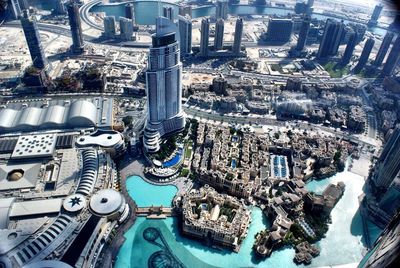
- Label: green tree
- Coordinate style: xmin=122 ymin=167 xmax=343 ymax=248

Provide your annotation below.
xmin=122 ymin=116 xmax=133 ymax=127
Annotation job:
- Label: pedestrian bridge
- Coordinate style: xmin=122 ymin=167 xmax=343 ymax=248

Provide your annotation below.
xmin=136 ymin=206 xmax=176 ymax=218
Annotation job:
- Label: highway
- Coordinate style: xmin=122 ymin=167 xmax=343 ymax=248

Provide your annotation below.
xmin=183 ymin=106 xmax=378 ymax=147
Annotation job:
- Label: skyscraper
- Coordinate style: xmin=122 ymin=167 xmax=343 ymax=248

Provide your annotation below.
xmin=66 ymin=1 xmax=84 ymax=54
xmin=178 ymin=15 xmax=192 ymax=56
xmin=103 ymin=16 xmax=116 ymax=38
xmin=341 ymin=30 xmax=357 ymax=65
xmin=317 ymin=19 xmax=344 ymax=59
xmin=266 ymin=18 xmax=293 ymax=44
xmin=214 ymin=19 xmax=224 ymax=51
xmin=367 ymin=4 xmax=383 ymax=27
xmin=353 ymin=37 xmax=374 ymax=73
xmin=144 ymin=17 xmax=185 ymax=152
xmin=232 ymin=18 xmax=243 ymax=55
xmin=215 ymin=0 xmax=228 ymax=20
xmin=54 ymin=0 xmax=66 ymax=15
xmin=296 ymin=15 xmax=311 ymax=51
xmin=373 ymin=32 xmax=394 ymax=67
xmin=372 ymin=126 xmax=400 ymax=189
xmin=125 ymin=3 xmax=135 ymax=26
xmin=163 ymin=6 xmax=174 ymax=21
xmin=382 ymin=35 xmax=400 ymax=76
xmin=200 ymin=18 xmax=210 ymax=57
xmin=20 ymin=10 xmax=47 ymax=69
xmin=119 ymin=18 xmax=134 ymax=41
xmin=358 ymin=211 xmax=400 ymax=268
xmin=10 ymin=0 xmax=26 ymax=19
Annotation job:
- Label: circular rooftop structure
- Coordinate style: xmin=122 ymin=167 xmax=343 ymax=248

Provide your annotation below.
xmin=89 ymin=189 xmax=125 ymax=216
xmin=22 ymin=260 xmax=73 ymax=268
xmin=7 ymin=169 xmax=24 ymax=181
xmin=63 ymin=194 xmax=87 ymax=212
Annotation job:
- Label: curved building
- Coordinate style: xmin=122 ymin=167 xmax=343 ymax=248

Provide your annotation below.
xmin=144 ymin=17 xmax=185 ymax=152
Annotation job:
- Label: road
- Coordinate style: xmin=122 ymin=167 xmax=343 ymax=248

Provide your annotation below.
xmin=183 ymin=106 xmax=378 ymax=147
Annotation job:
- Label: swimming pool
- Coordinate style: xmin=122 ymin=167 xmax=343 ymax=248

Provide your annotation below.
xmin=162 ymin=148 xmax=183 ymax=168
xmin=125 ymin=175 xmax=177 ymax=207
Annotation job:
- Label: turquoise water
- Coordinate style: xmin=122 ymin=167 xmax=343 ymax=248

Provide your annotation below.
xmin=90 ymin=2 xmax=386 ymax=36
xmin=117 ymin=170 xmax=377 ymax=267
xmin=125 ymin=175 xmax=177 ymax=207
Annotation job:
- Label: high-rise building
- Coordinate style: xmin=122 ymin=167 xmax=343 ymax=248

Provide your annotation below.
xmin=307 ymin=0 xmax=314 ymax=7
xmin=10 ymin=0 xmax=25 ymax=19
xmin=20 ymin=10 xmax=47 ymax=69
xmin=119 ymin=17 xmax=134 ymax=41
xmin=378 ymin=177 xmax=400 ymax=219
xmin=367 ymin=4 xmax=383 ymax=27
xmin=358 ymin=211 xmax=400 ymax=268
xmin=254 ymin=0 xmax=267 ymax=5
xmin=215 ymin=0 xmax=228 ymax=20
xmin=373 ymin=32 xmax=394 ymax=67
xmin=294 ymin=2 xmax=309 ymax=14
xmin=354 ymin=37 xmax=375 ymax=73
xmin=18 ymin=0 xmax=28 ymax=10
xmin=66 ymin=1 xmax=84 ymax=54
xmin=144 ymin=17 xmax=185 ymax=152
xmin=200 ymin=18 xmax=210 ymax=57
xmin=317 ymin=19 xmax=344 ymax=59
xmin=232 ymin=18 xmax=243 ymax=55
xmin=163 ymin=6 xmax=174 ymax=21
xmin=125 ymin=3 xmax=135 ymax=26
xmin=103 ymin=16 xmax=116 ymax=38
xmin=214 ymin=19 xmax=224 ymax=51
xmin=54 ymin=0 xmax=66 ymax=15
xmin=372 ymin=126 xmax=400 ymax=189
xmin=389 ymin=14 xmax=400 ymax=31
xmin=382 ymin=35 xmax=400 ymax=76
xmin=178 ymin=15 xmax=192 ymax=56
xmin=179 ymin=5 xmax=192 ymax=17
xmin=341 ymin=30 xmax=358 ymax=65
xmin=265 ymin=18 xmax=293 ymax=44
xmin=296 ymin=15 xmax=311 ymax=51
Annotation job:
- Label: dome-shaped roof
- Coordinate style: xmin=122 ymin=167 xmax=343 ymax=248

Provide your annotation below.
xmin=7 ymin=170 xmax=24 ymax=181
xmin=89 ymin=189 xmax=125 ymax=216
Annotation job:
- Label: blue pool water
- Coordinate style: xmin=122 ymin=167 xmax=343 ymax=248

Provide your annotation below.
xmin=162 ymin=148 xmax=183 ymax=168
xmin=231 ymin=159 xmax=237 ymax=169
xmin=117 ymin=169 xmax=379 ymax=267
xmin=125 ymin=175 xmax=177 ymax=207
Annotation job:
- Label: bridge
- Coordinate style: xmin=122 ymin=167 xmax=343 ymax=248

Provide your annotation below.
xmin=136 ymin=206 xmax=176 ymax=219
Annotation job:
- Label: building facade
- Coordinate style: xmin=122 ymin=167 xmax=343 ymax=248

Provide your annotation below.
xmin=143 ymin=17 xmax=185 ymax=152
xmin=178 ymin=15 xmax=192 ymax=56
xmin=200 ymin=18 xmax=210 ymax=57
xmin=214 ymin=19 xmax=224 ymax=51
xmin=341 ymin=30 xmax=358 ymax=65
xmin=216 ymin=0 xmax=228 ymax=20
xmin=296 ymin=15 xmax=311 ymax=51
xmin=266 ymin=18 xmax=293 ymax=44
xmin=353 ymin=37 xmax=375 ymax=73
xmin=382 ymin=35 xmax=400 ymax=76
xmin=373 ymin=32 xmax=394 ymax=67
xmin=317 ymin=19 xmax=344 ymax=59
xmin=232 ymin=18 xmax=243 ymax=55
xmin=20 ymin=10 xmax=47 ymax=69
xmin=66 ymin=1 xmax=84 ymax=54
xmin=103 ymin=16 xmax=116 ymax=38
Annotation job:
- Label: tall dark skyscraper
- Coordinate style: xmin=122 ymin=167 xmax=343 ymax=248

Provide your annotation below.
xmin=20 ymin=10 xmax=47 ymax=69
xmin=373 ymin=32 xmax=394 ymax=67
xmin=382 ymin=35 xmax=400 ymax=76
xmin=215 ymin=0 xmax=228 ymax=20
xmin=66 ymin=1 xmax=84 ymax=54
xmin=233 ymin=18 xmax=243 ymax=54
xmin=317 ymin=19 xmax=344 ymax=59
xmin=296 ymin=15 xmax=311 ymax=51
xmin=341 ymin=30 xmax=358 ymax=65
xmin=214 ymin=19 xmax=224 ymax=51
xmin=354 ymin=37 xmax=375 ymax=73
xmin=163 ymin=6 xmax=174 ymax=21
xmin=125 ymin=3 xmax=135 ymax=25
xmin=358 ymin=212 xmax=400 ymax=268
xmin=367 ymin=4 xmax=383 ymax=27
xmin=200 ymin=18 xmax=210 ymax=57
xmin=144 ymin=17 xmax=185 ymax=152
xmin=372 ymin=126 xmax=400 ymax=190
xmin=266 ymin=18 xmax=293 ymax=44
xmin=178 ymin=15 xmax=192 ymax=56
